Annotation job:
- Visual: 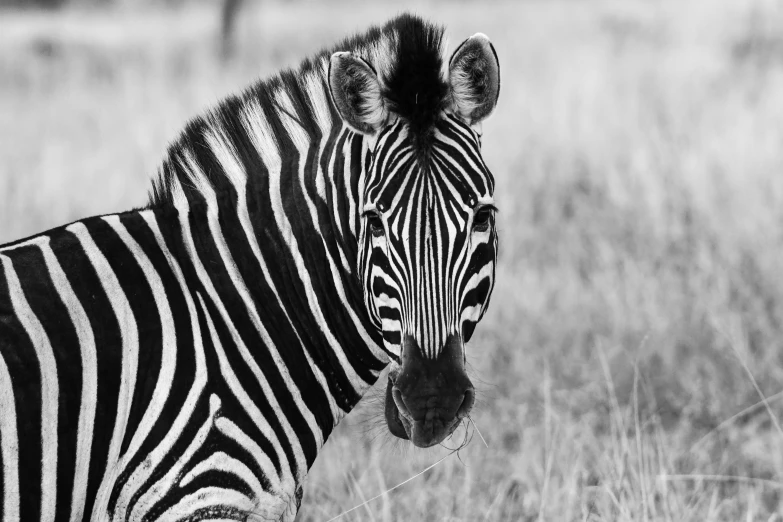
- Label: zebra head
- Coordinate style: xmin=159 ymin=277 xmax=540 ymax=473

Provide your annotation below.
xmin=329 ymin=30 xmax=500 ymax=447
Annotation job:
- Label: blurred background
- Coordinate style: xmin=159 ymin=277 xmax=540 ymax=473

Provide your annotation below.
xmin=2 ymin=0 xmax=783 ymax=520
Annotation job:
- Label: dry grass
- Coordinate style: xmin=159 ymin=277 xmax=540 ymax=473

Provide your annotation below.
xmin=2 ymin=0 xmax=783 ymax=520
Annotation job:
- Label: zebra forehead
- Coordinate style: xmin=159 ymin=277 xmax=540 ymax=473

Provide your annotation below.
xmin=367 ymin=140 xmax=492 ymax=211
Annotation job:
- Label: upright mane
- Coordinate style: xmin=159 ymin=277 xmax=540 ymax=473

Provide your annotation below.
xmin=147 ymin=13 xmax=448 ymax=209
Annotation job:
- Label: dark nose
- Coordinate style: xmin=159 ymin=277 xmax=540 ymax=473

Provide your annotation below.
xmin=390 ymin=334 xmax=474 ymax=447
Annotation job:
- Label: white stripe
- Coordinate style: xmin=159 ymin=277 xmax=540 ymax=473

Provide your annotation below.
xmin=169 ymin=162 xmax=303 ymax=484
xmin=198 ymin=293 xmax=294 ymax=494
xmin=65 ymin=223 xmax=139 ymax=521
xmin=204 ymin=128 xmax=337 ymax=437
xmin=269 ymin=90 xmax=387 ymax=382
xmin=215 ymin=417 xmax=281 ymax=494
xmin=303 ymin=70 xmax=332 ymax=136
xmin=156 ymin=487 xmax=281 ymax=522
xmin=341 ymin=132 xmax=359 ymax=239
xmin=459 ymin=261 xmax=495 ymax=326
xmin=371 ymin=125 xmax=408 ymax=201
xmin=426 ymin=219 xmax=438 ymax=358
xmin=37 ymin=240 xmax=98 ymax=522
xmin=102 ymin=214 xmax=178 ymax=520
xmin=431 ymin=143 xmax=483 ymax=194
xmin=427 ymin=216 xmax=439 ymax=358
xmin=0 ymin=236 xmax=45 ymax=253
xmin=0 ymin=254 xmax=58 ymax=522
xmin=327 ymin=137 xmax=352 ymax=265
xmin=305 ymin=78 xmax=355 ymax=277
xmin=101 ymin=214 xmax=177 ymax=457
xmin=0 ymin=341 xmax=20 ymax=522
xmin=245 ymin=99 xmax=377 ymax=399
xmin=126 ymin=216 xmax=208 ymax=520
xmin=136 ymin=394 xmax=222 ymax=521
xmin=179 ymin=451 xmax=266 ymax=501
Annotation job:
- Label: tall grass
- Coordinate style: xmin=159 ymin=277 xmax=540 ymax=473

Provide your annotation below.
xmin=1 ymin=0 xmax=782 ymax=519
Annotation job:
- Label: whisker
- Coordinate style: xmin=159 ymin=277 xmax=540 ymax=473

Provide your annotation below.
xmin=469 ymin=415 xmax=488 ymax=448
xmin=325 ymin=450 xmax=457 ymax=522
xmin=439 ymin=423 xmax=469 ymax=452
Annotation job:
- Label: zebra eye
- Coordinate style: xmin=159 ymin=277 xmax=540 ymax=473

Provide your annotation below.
xmin=472 ymin=206 xmax=495 ymax=232
xmin=365 ymin=212 xmax=385 ymax=237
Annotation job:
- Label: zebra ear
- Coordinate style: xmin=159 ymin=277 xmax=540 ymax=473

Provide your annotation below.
xmin=447 ymin=33 xmax=500 ymax=125
xmin=328 ymin=51 xmax=388 ymax=135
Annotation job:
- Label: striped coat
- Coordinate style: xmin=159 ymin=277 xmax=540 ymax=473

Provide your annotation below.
xmin=0 ymin=13 xmax=500 ymax=521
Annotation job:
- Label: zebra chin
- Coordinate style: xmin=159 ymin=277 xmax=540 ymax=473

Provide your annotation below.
xmin=383 ymin=334 xmax=475 ymax=448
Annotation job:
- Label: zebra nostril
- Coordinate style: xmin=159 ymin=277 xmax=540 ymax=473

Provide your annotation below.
xmin=456 ymin=388 xmax=475 ymax=420
xmin=392 ymin=387 xmax=412 ymax=421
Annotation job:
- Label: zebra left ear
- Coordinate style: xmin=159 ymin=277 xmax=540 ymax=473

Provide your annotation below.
xmin=448 ymin=33 xmax=500 ymax=125
xmin=328 ymin=51 xmax=389 ymax=135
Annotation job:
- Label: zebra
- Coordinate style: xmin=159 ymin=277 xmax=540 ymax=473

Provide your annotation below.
xmin=0 ymin=13 xmax=500 ymax=521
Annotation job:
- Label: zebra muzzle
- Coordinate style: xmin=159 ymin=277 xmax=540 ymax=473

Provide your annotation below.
xmin=384 ymin=334 xmax=475 ymax=447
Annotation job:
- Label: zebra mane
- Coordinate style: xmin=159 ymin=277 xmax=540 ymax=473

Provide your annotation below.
xmin=148 ymin=13 xmax=448 ymax=209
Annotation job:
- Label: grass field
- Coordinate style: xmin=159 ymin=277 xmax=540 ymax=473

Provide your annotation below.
xmin=2 ymin=0 xmax=783 ymax=520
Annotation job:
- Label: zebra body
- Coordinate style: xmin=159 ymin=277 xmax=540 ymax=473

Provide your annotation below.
xmin=0 ymin=14 xmax=500 ymax=521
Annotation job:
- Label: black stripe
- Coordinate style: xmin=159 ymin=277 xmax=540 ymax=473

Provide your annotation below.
xmin=242 ymin=90 xmax=363 ymax=412
xmin=371 ymin=276 xmax=399 ymax=303
xmin=176 ymin=189 xmax=297 ymax=481
xmin=209 ymin=106 xmax=338 ymax=454
xmin=82 ymin=217 xmax=162 ymax=461
xmin=197 ymin=297 xmax=284 ymax=484
xmin=280 ymin=93 xmax=385 ymax=384
xmin=377 ymin=154 xmax=417 ymax=208
xmin=383 ymin=330 xmax=402 ymax=346
xmin=143 ymin=388 xmax=212 ymax=520
xmin=434 ymin=120 xmax=490 ymax=194
xmin=310 ymin=153 xmax=386 ymax=371
xmin=52 ymin=223 xmax=123 ymax=517
xmin=460 ymin=236 xmax=496 ymax=296
xmin=429 ymin=151 xmax=476 ymax=207
xmin=172 ymin=129 xmax=316 ymax=475
xmin=108 ymin=211 xmax=190 ymax=514
xmin=0 ymin=250 xmax=42 ymax=521
xmin=178 ymin=428 xmax=260 ymax=498
xmin=326 ymin=128 xmax=356 ymax=262
xmin=12 ymin=242 xmax=83 ymax=520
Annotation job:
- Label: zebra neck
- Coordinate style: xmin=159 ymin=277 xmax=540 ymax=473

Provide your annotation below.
xmin=0 ymin=203 xmax=384 ymax=510
xmin=152 ymin=78 xmax=389 ymax=420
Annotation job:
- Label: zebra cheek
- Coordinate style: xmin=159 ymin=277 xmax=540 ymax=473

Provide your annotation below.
xmin=462 ymin=321 xmax=477 ymax=343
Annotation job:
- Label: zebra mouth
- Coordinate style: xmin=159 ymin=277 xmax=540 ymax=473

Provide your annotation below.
xmin=384 ymin=376 xmax=463 ymax=447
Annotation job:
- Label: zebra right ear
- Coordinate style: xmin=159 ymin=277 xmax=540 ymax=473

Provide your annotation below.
xmin=328 ymin=51 xmax=389 ymax=135
xmin=447 ymin=33 xmax=500 ymax=126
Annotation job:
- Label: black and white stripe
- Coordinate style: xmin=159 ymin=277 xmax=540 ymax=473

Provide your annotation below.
xmin=359 ymin=115 xmax=497 ymax=361
xmin=0 ymin=14 xmax=500 ymax=521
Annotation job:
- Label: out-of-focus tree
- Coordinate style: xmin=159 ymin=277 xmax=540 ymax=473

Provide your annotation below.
xmin=220 ymin=0 xmax=245 ymax=60
xmin=0 ymin=0 xmax=66 ymax=8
